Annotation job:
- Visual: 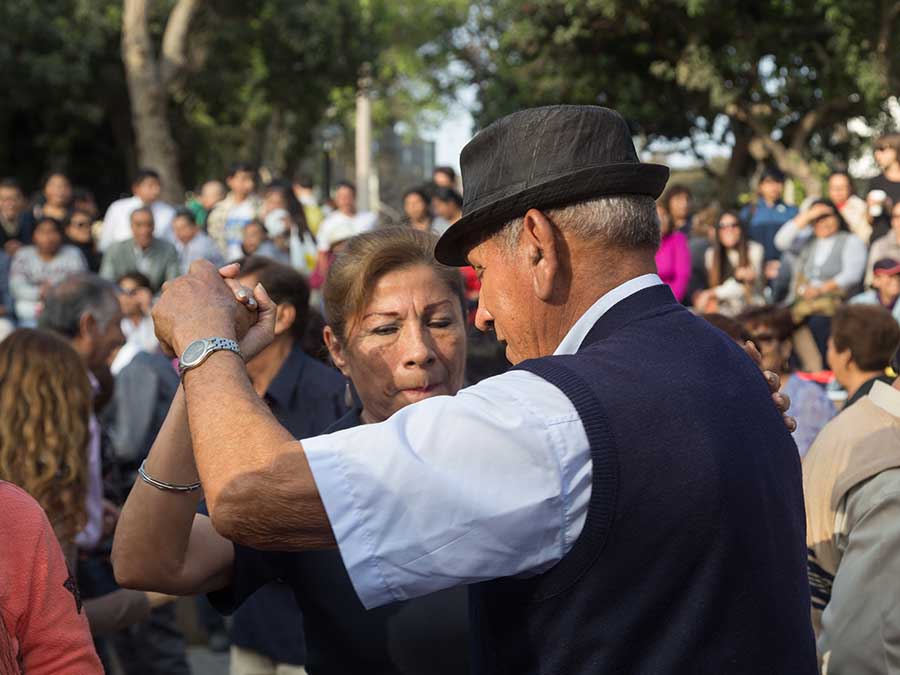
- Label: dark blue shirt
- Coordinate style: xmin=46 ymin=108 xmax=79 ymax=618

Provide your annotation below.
xmin=740 ymin=198 xmax=798 ymax=261
xmin=228 ymin=343 xmax=346 ymax=666
xmin=209 ymin=407 xmax=471 ymax=675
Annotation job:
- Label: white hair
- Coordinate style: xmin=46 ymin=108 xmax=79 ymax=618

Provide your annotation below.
xmin=500 ymin=195 xmax=660 ymax=253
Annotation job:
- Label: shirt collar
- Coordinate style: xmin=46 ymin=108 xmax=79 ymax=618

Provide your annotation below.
xmin=553 ymin=274 xmax=664 ymax=356
xmin=265 ymin=342 xmax=308 ymax=410
xmin=868 ymin=379 xmax=900 ymax=420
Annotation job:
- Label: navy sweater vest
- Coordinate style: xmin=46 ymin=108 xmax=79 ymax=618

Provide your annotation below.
xmin=469 ymin=285 xmax=817 ymax=674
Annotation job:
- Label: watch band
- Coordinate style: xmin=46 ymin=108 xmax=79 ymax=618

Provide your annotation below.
xmin=178 ymin=337 xmax=242 ymax=376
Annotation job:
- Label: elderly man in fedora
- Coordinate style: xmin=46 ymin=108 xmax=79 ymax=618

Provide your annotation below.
xmin=143 ymin=106 xmax=816 ymax=673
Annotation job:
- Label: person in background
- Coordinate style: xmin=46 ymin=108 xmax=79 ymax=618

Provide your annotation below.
xmin=110 ymin=272 xmax=158 ymax=375
xmin=694 ymin=210 xmax=764 ymax=316
xmin=684 ymin=203 xmax=718 ymax=305
xmin=113 ymin=230 xmax=472 ymax=675
xmin=207 ymin=162 xmax=262 ymax=260
xmin=0 ymin=481 xmax=103 ymax=673
xmin=0 ymin=177 xmax=28 ymax=255
xmin=654 ymin=200 xmax=691 ymax=302
xmin=100 ymin=207 xmax=180 ymax=294
xmin=870 ymin=132 xmax=900 ymax=205
xmin=20 ymin=171 xmax=73 ymax=245
xmin=827 ymin=304 xmax=898 ymax=408
xmin=866 ymin=200 xmax=900 ymax=285
xmin=10 ymin=216 xmax=88 ymax=326
xmin=99 ymin=169 xmax=175 ymax=252
xmin=778 ymin=199 xmax=867 ymax=362
xmin=187 ymin=180 xmax=226 ymax=230
xmin=315 ymin=181 xmax=377 ymax=277
xmin=171 ymin=208 xmax=223 ymax=274
xmin=262 ymin=179 xmax=314 ymax=270
xmin=0 ymin=329 xmax=164 ymax=645
xmin=739 ymin=305 xmax=835 ymax=457
xmin=65 ymin=209 xmax=102 ymax=273
xmin=866 ymin=190 xmax=893 ymax=246
xmin=292 ymin=173 xmax=324 ymax=236
xmin=827 ymin=171 xmax=870 ymax=244
xmin=241 ymin=220 xmax=285 ymax=262
xmin=432 ymin=187 xmax=463 ymax=225
xmin=851 ymin=257 xmax=900 ymax=324
xmin=0 ymin=251 xmax=13 ymax=340
xmin=740 ymin=167 xmax=798 ymax=289
xmin=72 ymin=188 xmax=99 ymax=219
xmin=432 ymin=165 xmax=458 ymax=190
xmin=663 ymin=185 xmax=694 ymax=233
xmin=403 ymin=186 xmax=450 ymax=235
xmin=802 ymin=348 xmax=900 ymax=671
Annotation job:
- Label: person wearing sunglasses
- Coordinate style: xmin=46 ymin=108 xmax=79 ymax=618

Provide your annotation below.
xmin=694 ymin=210 xmax=764 ymax=316
xmin=775 ymin=199 xmax=867 ymax=365
xmin=64 ymin=209 xmax=102 ymax=273
xmin=739 ymin=305 xmax=835 ymax=458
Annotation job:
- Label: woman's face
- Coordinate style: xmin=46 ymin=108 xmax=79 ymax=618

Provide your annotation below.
xmin=33 ymin=220 xmax=62 ymax=256
xmin=404 ymin=193 xmax=429 ymax=222
xmin=65 ymin=213 xmax=93 ymax=244
xmin=716 ymin=214 xmax=742 ymax=248
xmin=811 ymin=207 xmax=840 ymax=239
xmin=44 ymin=174 xmax=72 ymax=207
xmin=326 ymin=264 xmax=467 ymax=423
xmin=892 ymin=202 xmax=900 ymax=236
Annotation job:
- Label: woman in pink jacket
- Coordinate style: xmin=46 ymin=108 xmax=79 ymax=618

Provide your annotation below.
xmin=655 ymin=201 xmax=692 ymax=302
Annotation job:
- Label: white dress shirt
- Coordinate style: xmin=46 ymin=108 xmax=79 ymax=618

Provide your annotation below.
xmin=100 ymin=196 xmax=175 ymax=251
xmin=303 ymin=274 xmax=663 ymax=609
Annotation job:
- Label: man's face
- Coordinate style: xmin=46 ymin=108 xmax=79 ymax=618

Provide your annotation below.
xmin=227 ymin=171 xmax=255 ymax=199
xmin=827 ymin=175 xmax=852 ymax=204
xmin=172 ymin=215 xmax=197 ymax=244
xmin=335 ymin=186 xmax=356 ymax=214
xmin=433 ymin=170 xmax=454 ymax=188
xmin=131 ymin=211 xmax=155 ymax=249
xmin=134 ymin=177 xmax=162 ymax=204
xmin=875 ymin=145 xmax=898 ymax=171
xmin=65 ymin=212 xmax=94 ymax=244
xmin=758 ymin=177 xmax=783 ymax=204
xmin=118 ymin=277 xmax=152 ymax=319
xmin=200 ymin=181 xmax=226 ymax=210
xmin=79 ymin=302 xmax=126 ymax=370
xmin=468 ymin=235 xmax=539 ymax=364
xmin=826 ymin=337 xmax=851 ymax=386
xmin=242 ymin=223 xmax=265 ymax=254
xmin=877 ymin=273 xmax=900 ymax=303
xmin=0 ymin=186 xmax=23 ymax=222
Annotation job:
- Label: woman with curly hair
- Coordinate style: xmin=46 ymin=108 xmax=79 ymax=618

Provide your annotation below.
xmin=0 ymin=328 xmax=165 ymax=642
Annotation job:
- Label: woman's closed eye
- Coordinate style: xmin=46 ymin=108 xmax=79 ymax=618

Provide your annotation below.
xmin=428 ymin=317 xmax=454 ymax=329
xmin=371 ymin=324 xmax=400 ymax=336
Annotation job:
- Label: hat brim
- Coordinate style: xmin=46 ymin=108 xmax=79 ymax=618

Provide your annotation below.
xmin=434 ymin=162 xmax=669 ymax=266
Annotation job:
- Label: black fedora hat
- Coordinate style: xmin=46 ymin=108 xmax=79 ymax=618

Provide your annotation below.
xmin=434 ymin=105 xmax=669 ymax=266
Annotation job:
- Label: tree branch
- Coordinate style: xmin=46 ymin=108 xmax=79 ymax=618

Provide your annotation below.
xmin=160 ymin=0 xmax=202 ymax=91
xmin=789 ymin=97 xmax=848 ymax=153
xmin=877 ymin=1 xmax=900 ymax=91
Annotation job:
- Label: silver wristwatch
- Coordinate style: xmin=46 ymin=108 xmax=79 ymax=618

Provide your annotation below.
xmin=178 ymin=337 xmax=242 ymax=376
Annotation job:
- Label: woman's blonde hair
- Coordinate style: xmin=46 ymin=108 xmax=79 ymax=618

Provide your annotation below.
xmin=323 ymin=227 xmax=465 ymax=341
xmin=0 ymin=329 xmax=92 ymax=543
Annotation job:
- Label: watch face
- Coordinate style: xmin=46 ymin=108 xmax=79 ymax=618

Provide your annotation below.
xmin=182 ymin=340 xmax=207 ymax=366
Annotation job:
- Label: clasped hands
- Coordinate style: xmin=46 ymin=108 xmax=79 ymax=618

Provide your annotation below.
xmin=152 ymin=260 xmax=275 ymax=362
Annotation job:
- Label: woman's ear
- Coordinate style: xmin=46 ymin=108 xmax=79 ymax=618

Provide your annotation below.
xmin=323 ymin=325 xmax=351 ymax=377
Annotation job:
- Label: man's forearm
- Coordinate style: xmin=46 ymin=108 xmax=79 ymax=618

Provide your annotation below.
xmin=182 ymin=351 xmax=335 ymax=550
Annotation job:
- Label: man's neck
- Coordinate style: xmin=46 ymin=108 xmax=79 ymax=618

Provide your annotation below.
xmin=845 ymin=369 xmax=884 ymax=400
xmin=339 ymin=206 xmax=356 ymax=217
xmin=246 ymin=336 xmax=294 ymax=397
xmin=232 ymin=193 xmax=249 ymax=205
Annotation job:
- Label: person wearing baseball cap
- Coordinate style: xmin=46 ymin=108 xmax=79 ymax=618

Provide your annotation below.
xmin=142 ymin=105 xmax=814 ymax=674
xmin=851 ymin=257 xmax=900 ymax=324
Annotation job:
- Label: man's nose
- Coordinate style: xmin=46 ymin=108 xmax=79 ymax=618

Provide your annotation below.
xmin=474 ymin=297 xmax=495 ymax=334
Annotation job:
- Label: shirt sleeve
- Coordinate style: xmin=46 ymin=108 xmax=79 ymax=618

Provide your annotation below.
xmin=833 ymin=235 xmax=868 ymax=293
xmin=303 ymin=369 xmax=591 ymax=609
xmin=819 ymin=470 xmax=900 ymax=673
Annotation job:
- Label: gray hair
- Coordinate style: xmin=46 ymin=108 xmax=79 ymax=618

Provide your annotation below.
xmin=39 ymin=274 xmax=120 ymax=338
xmin=499 ymin=195 xmax=660 ymax=253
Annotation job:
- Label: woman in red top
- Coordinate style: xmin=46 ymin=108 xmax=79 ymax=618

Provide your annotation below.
xmin=0 ymin=481 xmax=102 ymax=673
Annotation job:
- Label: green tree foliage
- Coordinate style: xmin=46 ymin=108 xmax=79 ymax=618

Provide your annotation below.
xmin=459 ymin=0 xmax=900 ymax=196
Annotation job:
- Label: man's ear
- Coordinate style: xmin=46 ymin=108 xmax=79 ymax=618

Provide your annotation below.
xmin=274 ymin=303 xmax=295 ymax=337
xmin=323 ymin=325 xmax=351 ymax=377
xmin=79 ymin=312 xmax=96 ymax=340
xmin=521 ymin=208 xmax=561 ymax=301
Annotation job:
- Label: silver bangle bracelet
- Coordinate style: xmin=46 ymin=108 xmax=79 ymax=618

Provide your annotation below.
xmin=138 ymin=460 xmax=202 ymax=493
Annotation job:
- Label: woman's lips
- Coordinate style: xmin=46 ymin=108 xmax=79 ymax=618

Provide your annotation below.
xmin=401 ymin=384 xmax=441 ymax=395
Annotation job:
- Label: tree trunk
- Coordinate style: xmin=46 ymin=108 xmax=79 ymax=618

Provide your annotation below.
xmin=122 ymin=0 xmax=199 ymax=204
xmin=718 ymin=120 xmax=751 ymax=204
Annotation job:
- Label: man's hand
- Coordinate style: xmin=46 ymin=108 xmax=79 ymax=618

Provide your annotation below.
xmin=740 ymin=340 xmax=797 ymax=432
xmin=218 ymin=263 xmax=277 ymax=361
xmin=153 ymin=260 xmax=257 ymax=358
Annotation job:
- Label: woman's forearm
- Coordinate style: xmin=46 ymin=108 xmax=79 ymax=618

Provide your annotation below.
xmin=112 ymin=387 xmax=213 ymax=593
